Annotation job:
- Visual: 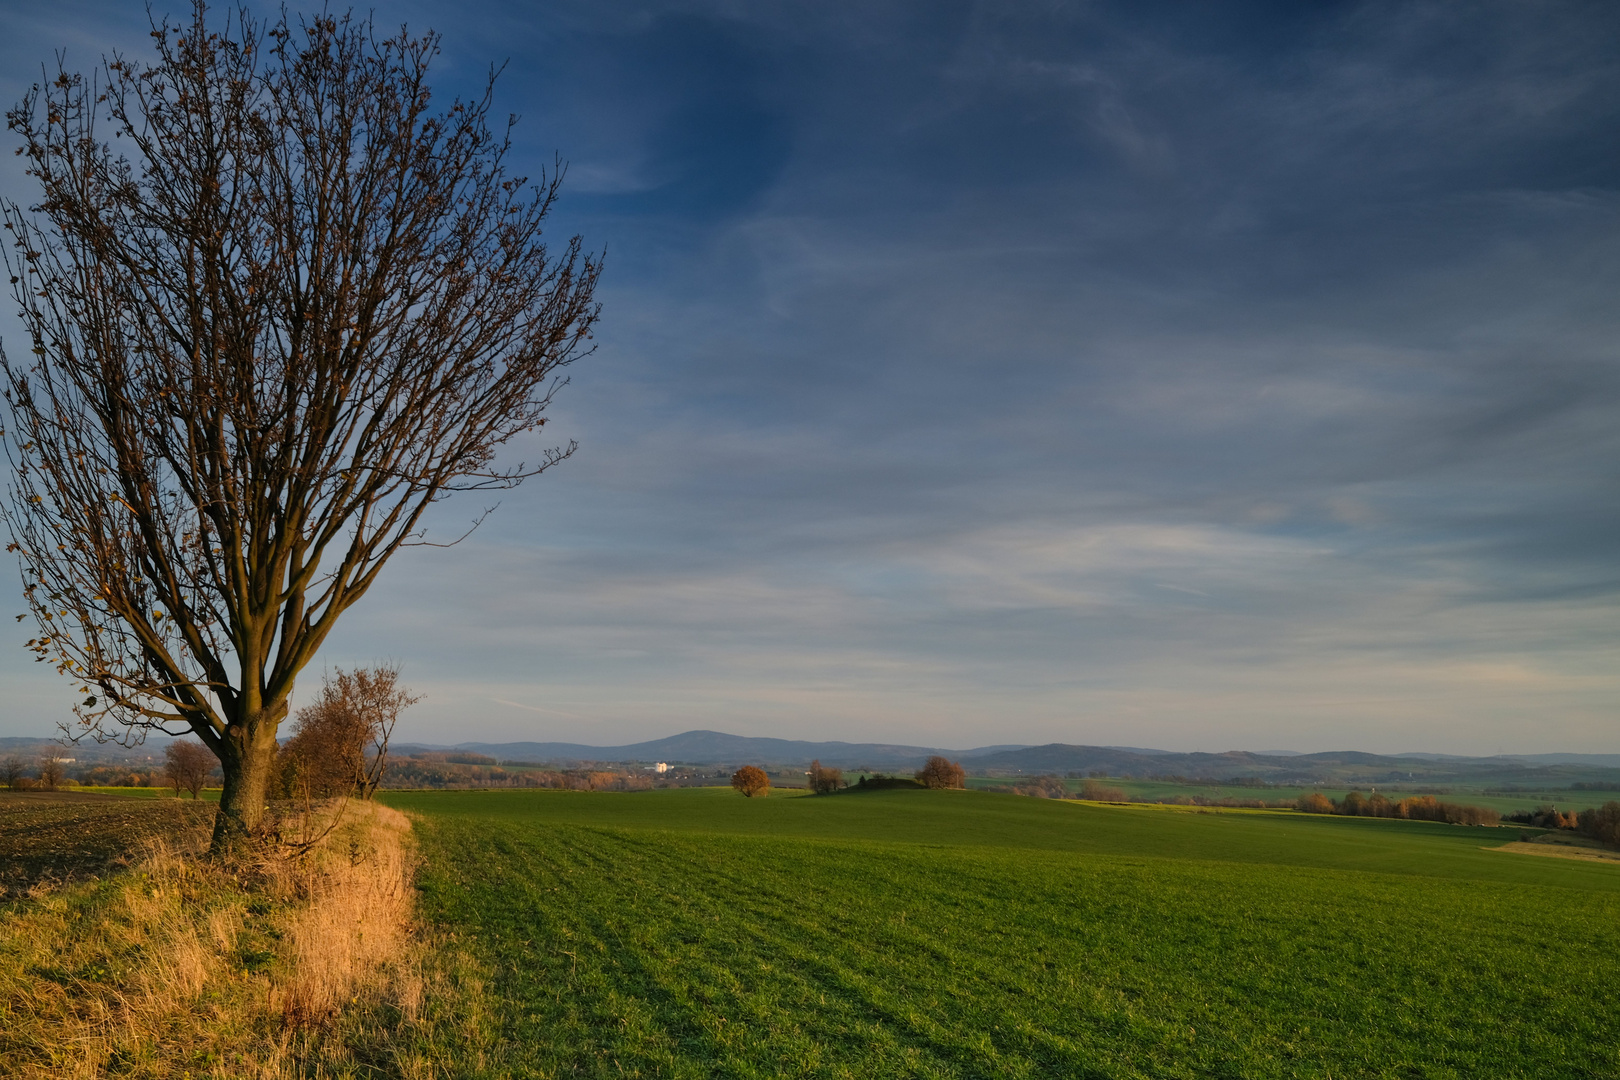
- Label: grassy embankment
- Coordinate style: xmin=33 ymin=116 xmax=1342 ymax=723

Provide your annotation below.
xmin=963 ymin=775 xmax=1620 ymax=814
xmin=382 ymin=786 xmax=1620 ymax=1079
xmin=0 ymin=794 xmax=425 ymax=1078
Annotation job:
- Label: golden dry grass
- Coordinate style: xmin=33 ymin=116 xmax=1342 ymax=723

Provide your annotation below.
xmin=0 ymin=799 xmax=435 ymax=1078
xmin=1493 ymin=834 xmax=1620 ymax=864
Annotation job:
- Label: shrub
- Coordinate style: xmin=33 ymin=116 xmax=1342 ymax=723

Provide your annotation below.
xmin=731 ymin=766 xmax=770 ymax=798
xmin=853 ymin=774 xmax=924 ymax=790
xmin=274 ymin=666 xmax=419 ymax=801
xmin=1297 ymin=793 xmax=1334 ymax=814
xmin=36 ymin=755 xmax=66 ymax=792
xmin=1526 ymin=805 xmax=1580 ymax=829
xmin=1390 ymin=795 xmax=1498 ymax=826
xmin=915 ymin=756 xmax=965 ymax=790
xmin=1577 ymin=801 xmax=1620 ymax=846
xmin=1014 ymin=776 xmax=1067 ymax=799
xmin=807 ymin=759 xmax=844 ymax=795
xmin=1079 ymin=778 xmax=1128 ymax=801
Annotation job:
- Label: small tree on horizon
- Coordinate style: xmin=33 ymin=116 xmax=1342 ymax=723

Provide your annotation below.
xmin=731 ymin=765 xmax=770 ymax=798
xmin=1296 ymin=792 xmax=1334 ymax=814
xmin=2 ymin=754 xmax=26 ymax=791
xmin=36 ymin=754 xmax=66 ymax=792
xmin=807 ymin=759 xmax=844 ymax=795
xmin=1578 ymin=801 xmax=1620 ymax=846
xmin=915 ymin=756 xmax=965 ymax=790
xmin=1079 ymin=778 xmax=1127 ymax=801
xmin=164 ymin=739 xmax=213 ymax=799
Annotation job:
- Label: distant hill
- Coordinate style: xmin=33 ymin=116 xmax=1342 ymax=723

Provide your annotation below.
xmin=395 ymin=729 xmax=1030 ymax=770
xmin=957 ymin=744 xmax=1620 ymax=785
xmin=9 ymin=727 xmax=1620 ymax=786
xmin=379 ymin=730 xmax=1620 ymax=786
xmin=0 ymin=736 xmax=162 ymax=763
xmin=1397 ymin=751 xmax=1620 ymax=767
xmin=1500 ymin=752 xmax=1620 ymax=768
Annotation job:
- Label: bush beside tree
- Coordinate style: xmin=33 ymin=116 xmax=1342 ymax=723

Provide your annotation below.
xmin=272 ymin=667 xmax=418 ymax=802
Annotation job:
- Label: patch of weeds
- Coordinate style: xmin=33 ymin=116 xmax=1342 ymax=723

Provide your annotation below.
xmin=238 ymin=947 xmax=276 ymax=973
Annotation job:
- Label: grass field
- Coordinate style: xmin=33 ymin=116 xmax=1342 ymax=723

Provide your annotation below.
xmin=963 ymin=776 xmax=1620 ymax=815
xmin=382 ymin=786 xmax=1620 ymax=1078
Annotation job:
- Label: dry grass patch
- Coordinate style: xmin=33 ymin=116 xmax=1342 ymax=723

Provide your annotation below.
xmin=0 ymin=799 xmax=435 ymax=1078
xmin=1493 ymin=832 xmax=1620 ymax=865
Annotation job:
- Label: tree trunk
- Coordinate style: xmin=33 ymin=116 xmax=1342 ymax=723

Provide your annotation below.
xmin=209 ymin=706 xmax=285 ymax=854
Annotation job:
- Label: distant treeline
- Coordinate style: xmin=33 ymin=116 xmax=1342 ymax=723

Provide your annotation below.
xmin=1129 ymin=774 xmax=1274 ymax=788
xmin=996 ymin=777 xmax=1296 ymax=808
xmin=998 ymin=777 xmax=1510 ymax=823
xmin=380 ymin=755 xmax=656 ymax=791
xmin=1296 ymin=791 xmax=1499 ymax=826
xmin=1505 ymin=801 xmax=1620 ymax=846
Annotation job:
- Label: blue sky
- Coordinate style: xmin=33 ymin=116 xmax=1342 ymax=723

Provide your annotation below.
xmin=1 ymin=0 xmax=1617 ymax=752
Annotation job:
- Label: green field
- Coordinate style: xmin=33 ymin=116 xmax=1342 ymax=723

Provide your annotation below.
xmin=964 ymin=776 xmax=1620 ymax=815
xmin=381 ymin=787 xmax=1620 ymax=1078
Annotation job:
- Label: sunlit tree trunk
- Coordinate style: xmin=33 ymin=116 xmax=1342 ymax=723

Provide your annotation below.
xmin=210 ymin=703 xmax=286 ymax=848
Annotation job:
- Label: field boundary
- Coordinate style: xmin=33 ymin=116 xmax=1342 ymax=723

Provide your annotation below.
xmin=1491 ymin=838 xmax=1620 ymax=865
xmin=0 ymin=799 xmax=425 ymax=1077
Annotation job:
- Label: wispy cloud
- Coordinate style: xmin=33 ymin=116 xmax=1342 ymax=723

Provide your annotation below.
xmin=3 ymin=0 xmax=1618 ymax=753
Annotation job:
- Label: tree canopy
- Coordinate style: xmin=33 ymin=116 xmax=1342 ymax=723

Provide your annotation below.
xmin=1 ymin=4 xmax=599 ymax=847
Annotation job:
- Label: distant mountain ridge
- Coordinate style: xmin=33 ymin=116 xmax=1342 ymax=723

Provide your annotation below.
xmin=395 ymin=729 xmax=1028 ymax=770
xmin=386 ymin=729 xmax=1620 ymax=784
xmin=7 ymin=730 xmax=1618 ymax=785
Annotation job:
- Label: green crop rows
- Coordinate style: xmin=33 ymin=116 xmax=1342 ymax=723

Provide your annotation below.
xmin=383 ymin=787 xmax=1620 ymax=1079
xmin=961 ymin=776 xmax=1619 ymax=815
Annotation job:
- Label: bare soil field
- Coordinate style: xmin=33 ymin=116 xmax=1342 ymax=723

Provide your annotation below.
xmin=0 ymin=791 xmax=212 ymax=895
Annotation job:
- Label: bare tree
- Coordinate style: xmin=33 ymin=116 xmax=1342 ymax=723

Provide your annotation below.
xmin=2 ymin=754 xmax=25 ymax=790
xmin=275 ymin=664 xmax=418 ymax=800
xmin=1 ymin=6 xmax=600 ymax=850
xmin=37 ymin=754 xmax=66 ymax=791
xmin=164 ymin=739 xmax=213 ymax=798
